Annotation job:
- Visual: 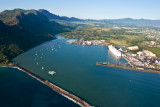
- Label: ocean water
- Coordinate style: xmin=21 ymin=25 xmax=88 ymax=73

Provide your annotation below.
xmin=13 ymin=35 xmax=160 ymax=107
xmin=0 ymin=67 xmax=80 ymax=107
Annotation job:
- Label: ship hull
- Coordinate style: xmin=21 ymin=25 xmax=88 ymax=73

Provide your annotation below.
xmin=108 ymin=45 xmax=121 ymax=57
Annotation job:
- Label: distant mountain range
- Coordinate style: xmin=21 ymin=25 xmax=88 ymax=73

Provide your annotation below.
xmin=103 ymin=18 xmax=160 ymax=27
xmin=87 ymin=18 xmax=160 ymax=27
xmin=0 ymin=9 xmax=67 ymax=64
xmin=38 ymin=9 xmax=160 ymax=27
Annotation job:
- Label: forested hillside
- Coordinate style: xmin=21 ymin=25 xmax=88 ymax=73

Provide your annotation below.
xmin=0 ymin=9 xmax=68 ymax=64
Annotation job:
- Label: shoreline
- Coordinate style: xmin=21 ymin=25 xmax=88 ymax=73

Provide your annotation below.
xmin=96 ymin=62 xmax=160 ymax=74
xmin=0 ymin=64 xmax=93 ymax=107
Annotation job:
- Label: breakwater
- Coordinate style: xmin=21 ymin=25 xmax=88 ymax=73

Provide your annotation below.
xmin=96 ymin=62 xmax=160 ymax=74
xmin=1 ymin=64 xmax=93 ymax=107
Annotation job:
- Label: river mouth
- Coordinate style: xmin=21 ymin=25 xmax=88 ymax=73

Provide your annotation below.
xmin=13 ymin=35 xmax=160 ymax=107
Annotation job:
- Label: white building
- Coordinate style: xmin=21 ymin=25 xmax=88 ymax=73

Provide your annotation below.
xmin=128 ymin=46 xmax=139 ymax=50
xmin=143 ymin=50 xmax=156 ymax=57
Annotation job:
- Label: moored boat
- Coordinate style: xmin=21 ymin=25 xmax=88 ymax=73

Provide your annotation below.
xmin=108 ymin=45 xmax=121 ymax=57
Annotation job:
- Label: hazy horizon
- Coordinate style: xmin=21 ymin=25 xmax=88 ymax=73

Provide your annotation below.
xmin=0 ymin=0 xmax=160 ymax=20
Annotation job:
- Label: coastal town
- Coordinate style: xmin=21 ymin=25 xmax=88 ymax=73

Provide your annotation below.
xmin=68 ymin=39 xmax=160 ymax=72
xmin=97 ymin=44 xmax=160 ymax=73
xmin=67 ymin=39 xmax=106 ymax=46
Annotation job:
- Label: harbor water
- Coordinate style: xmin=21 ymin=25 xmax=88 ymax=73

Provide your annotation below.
xmin=12 ymin=35 xmax=160 ymax=107
xmin=0 ymin=67 xmax=80 ymax=107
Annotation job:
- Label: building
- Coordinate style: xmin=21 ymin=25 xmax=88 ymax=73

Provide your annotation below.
xmin=137 ymin=51 xmax=143 ymax=56
xmin=150 ymin=41 xmax=156 ymax=46
xmin=86 ymin=41 xmax=92 ymax=45
xmin=143 ymin=50 xmax=156 ymax=57
xmin=128 ymin=46 xmax=139 ymax=50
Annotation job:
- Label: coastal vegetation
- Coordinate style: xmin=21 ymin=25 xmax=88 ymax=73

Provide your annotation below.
xmin=0 ymin=9 xmax=69 ymax=64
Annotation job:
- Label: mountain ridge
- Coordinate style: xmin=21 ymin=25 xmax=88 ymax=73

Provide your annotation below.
xmin=38 ymin=9 xmax=82 ymax=21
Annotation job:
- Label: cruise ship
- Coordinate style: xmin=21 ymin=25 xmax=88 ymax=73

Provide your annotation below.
xmin=108 ymin=45 xmax=122 ymax=57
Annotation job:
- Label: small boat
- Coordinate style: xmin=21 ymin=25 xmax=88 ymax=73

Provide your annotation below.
xmin=48 ymin=71 xmax=56 ymax=75
xmin=42 ymin=66 xmax=44 ymax=69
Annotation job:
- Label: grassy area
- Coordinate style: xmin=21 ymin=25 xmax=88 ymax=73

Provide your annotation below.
xmin=109 ymin=39 xmax=129 ymax=46
xmin=60 ymin=23 xmax=146 ymax=46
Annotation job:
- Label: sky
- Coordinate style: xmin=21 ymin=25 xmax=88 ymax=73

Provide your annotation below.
xmin=0 ymin=0 xmax=160 ymax=20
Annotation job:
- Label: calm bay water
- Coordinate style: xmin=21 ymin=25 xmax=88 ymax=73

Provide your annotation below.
xmin=0 ymin=67 xmax=80 ymax=107
xmin=13 ymin=35 xmax=160 ymax=107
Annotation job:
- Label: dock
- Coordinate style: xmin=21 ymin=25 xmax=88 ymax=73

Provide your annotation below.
xmin=96 ymin=62 xmax=160 ymax=74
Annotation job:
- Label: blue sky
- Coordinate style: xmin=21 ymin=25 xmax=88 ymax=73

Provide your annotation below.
xmin=0 ymin=0 xmax=159 ymax=19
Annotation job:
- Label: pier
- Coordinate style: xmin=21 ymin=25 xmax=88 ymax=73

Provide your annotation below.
xmin=96 ymin=62 xmax=160 ymax=74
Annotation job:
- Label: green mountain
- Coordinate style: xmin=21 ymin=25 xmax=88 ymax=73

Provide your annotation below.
xmin=0 ymin=9 xmax=68 ymax=64
xmin=38 ymin=9 xmax=82 ymax=21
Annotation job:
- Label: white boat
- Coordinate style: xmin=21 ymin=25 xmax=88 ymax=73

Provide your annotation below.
xmin=48 ymin=71 xmax=56 ymax=75
xmin=42 ymin=66 xmax=44 ymax=69
xmin=108 ymin=45 xmax=121 ymax=57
